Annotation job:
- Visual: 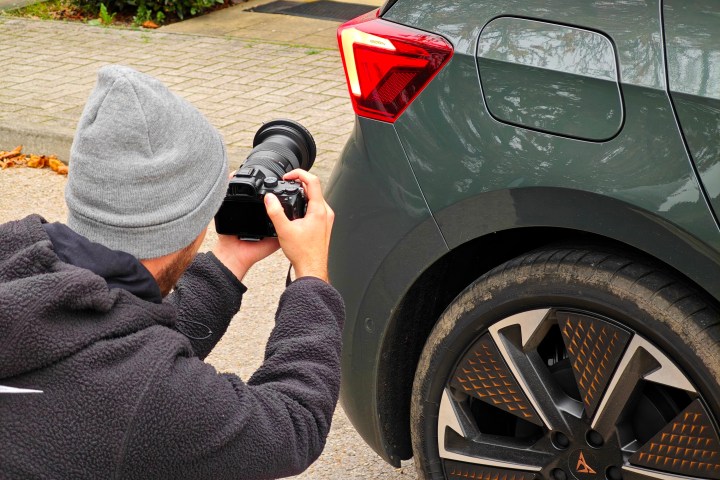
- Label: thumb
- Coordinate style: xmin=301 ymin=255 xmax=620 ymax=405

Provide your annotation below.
xmin=264 ymin=193 xmax=290 ymax=230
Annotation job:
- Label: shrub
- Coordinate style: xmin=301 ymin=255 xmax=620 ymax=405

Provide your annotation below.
xmin=75 ymin=0 xmax=223 ymax=22
xmin=132 ymin=4 xmax=165 ymax=25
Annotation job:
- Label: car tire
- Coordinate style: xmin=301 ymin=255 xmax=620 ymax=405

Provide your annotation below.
xmin=411 ymin=245 xmax=720 ymax=480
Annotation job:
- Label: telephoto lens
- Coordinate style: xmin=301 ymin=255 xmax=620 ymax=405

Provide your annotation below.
xmin=214 ymin=119 xmax=316 ymax=240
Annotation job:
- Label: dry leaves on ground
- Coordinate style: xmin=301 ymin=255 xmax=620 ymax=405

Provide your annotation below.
xmin=0 ymin=146 xmax=68 ymax=175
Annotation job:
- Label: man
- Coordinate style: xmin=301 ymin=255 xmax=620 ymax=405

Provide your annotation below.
xmin=0 ymin=65 xmax=344 ymax=479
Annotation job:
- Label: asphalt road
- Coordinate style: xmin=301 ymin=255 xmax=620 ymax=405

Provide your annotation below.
xmin=0 ymin=166 xmax=418 ymax=479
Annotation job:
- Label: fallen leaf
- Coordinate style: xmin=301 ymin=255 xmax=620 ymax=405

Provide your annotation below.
xmin=49 ymin=157 xmax=68 ymax=175
xmin=0 ymin=147 xmax=67 ymax=175
xmin=142 ymin=20 xmax=159 ymax=29
xmin=0 ymin=145 xmax=23 ymax=161
xmin=27 ymin=155 xmax=48 ymax=168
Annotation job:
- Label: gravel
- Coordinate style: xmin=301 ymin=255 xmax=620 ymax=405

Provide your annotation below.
xmin=0 ymin=166 xmax=418 ymax=479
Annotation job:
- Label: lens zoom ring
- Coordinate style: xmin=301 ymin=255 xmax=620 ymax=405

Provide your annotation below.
xmin=249 ymin=142 xmax=300 ymax=170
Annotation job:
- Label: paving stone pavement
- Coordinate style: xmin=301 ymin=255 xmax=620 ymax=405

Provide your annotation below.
xmin=0 ymin=13 xmax=419 ymax=480
xmin=0 ymin=16 xmax=353 ymax=180
xmin=160 ymin=0 xmax=348 ymax=49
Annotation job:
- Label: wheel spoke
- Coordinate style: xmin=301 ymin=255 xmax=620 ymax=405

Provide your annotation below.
xmin=444 ymin=459 xmax=539 ymax=480
xmin=591 ymin=336 xmax=696 ymax=439
xmin=623 ymin=465 xmax=714 ymax=480
xmin=449 ymin=331 xmax=545 ymax=427
xmin=437 ymin=389 xmax=547 ymax=471
xmin=488 ymin=308 xmax=581 ymax=431
xmin=438 ymin=388 xmax=473 ymax=442
xmin=627 ymin=399 xmax=720 ymax=479
xmin=557 ymin=311 xmax=632 ymax=419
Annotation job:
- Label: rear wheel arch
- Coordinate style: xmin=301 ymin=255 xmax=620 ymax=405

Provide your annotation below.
xmin=375 ymin=225 xmax=720 ymax=464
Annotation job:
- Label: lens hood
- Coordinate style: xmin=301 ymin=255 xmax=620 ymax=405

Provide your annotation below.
xmin=253 ymin=119 xmax=317 ymax=171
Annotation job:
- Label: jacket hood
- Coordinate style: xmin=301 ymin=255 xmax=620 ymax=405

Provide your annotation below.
xmin=0 ymin=215 xmax=175 ymax=380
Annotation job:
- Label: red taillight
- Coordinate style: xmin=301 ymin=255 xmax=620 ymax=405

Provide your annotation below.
xmin=337 ymin=11 xmax=453 ymax=123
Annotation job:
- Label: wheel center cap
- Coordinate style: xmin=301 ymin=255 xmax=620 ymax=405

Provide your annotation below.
xmin=568 ymin=449 xmax=602 ymax=480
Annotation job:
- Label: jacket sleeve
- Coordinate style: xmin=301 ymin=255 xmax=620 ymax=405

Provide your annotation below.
xmin=119 ymin=277 xmax=345 ymax=480
xmin=165 ymin=252 xmax=247 ymax=359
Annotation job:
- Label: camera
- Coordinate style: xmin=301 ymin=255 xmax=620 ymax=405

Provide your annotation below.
xmin=214 ymin=119 xmax=316 ymax=240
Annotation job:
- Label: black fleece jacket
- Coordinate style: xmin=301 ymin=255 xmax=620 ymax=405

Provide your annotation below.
xmin=0 ymin=215 xmax=345 ymax=479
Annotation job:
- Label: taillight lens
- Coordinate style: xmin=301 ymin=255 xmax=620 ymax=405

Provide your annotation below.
xmin=337 ymin=11 xmax=453 ymax=123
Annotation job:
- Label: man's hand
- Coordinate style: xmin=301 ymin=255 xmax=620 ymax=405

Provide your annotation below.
xmin=212 ymin=235 xmax=280 ymax=282
xmin=265 ymin=169 xmax=334 ymax=282
xmin=212 ymin=170 xmax=281 ymax=282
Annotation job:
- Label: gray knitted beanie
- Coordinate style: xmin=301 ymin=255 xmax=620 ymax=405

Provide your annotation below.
xmin=66 ymin=65 xmax=228 ymax=259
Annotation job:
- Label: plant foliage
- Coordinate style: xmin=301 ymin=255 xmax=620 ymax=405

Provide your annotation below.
xmin=74 ymin=0 xmax=222 ymax=23
xmin=99 ymin=3 xmax=116 ymax=24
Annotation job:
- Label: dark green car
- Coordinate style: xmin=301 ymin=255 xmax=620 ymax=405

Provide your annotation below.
xmin=326 ymin=1 xmax=720 ymax=479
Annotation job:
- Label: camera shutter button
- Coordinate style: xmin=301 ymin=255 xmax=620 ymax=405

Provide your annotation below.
xmin=284 ymin=184 xmax=299 ymax=194
xmin=264 ymin=177 xmax=279 ymax=188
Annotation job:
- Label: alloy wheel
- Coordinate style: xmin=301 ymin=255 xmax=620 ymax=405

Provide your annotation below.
xmin=437 ymin=308 xmax=720 ymax=480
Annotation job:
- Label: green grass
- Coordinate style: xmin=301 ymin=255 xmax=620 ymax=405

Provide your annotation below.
xmin=5 ymin=0 xmax=68 ymax=20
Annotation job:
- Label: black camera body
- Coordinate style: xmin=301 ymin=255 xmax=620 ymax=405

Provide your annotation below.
xmin=215 ymin=167 xmax=306 ymax=239
xmin=214 ymin=119 xmax=316 ymax=240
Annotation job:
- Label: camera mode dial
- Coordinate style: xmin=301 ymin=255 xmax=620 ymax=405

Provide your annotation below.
xmin=264 ymin=177 xmax=279 ymax=188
